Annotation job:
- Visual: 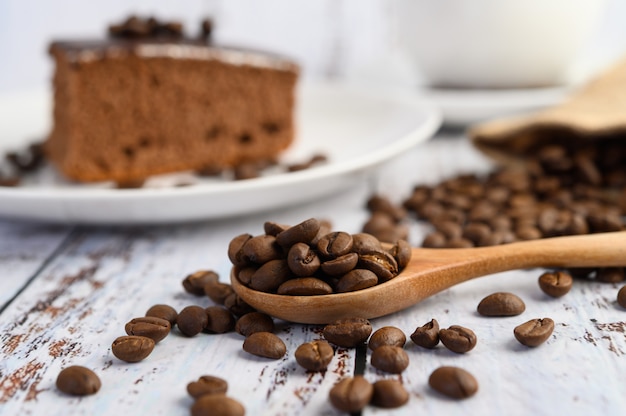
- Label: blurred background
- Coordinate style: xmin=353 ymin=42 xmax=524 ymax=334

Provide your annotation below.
xmin=2 ymin=0 xmax=626 ymax=95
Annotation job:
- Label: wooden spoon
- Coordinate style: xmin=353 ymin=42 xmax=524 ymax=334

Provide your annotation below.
xmin=231 ymin=231 xmax=626 ymax=324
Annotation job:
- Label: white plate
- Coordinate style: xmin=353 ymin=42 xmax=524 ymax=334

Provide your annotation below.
xmin=0 ymin=84 xmax=441 ymax=224
xmin=420 ymin=85 xmax=574 ymax=126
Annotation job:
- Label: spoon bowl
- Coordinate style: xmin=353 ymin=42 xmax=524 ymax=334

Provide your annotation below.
xmin=231 ymin=231 xmax=626 ymax=324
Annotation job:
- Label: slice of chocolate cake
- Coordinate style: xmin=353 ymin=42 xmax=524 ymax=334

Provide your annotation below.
xmin=46 ymin=16 xmax=299 ymax=183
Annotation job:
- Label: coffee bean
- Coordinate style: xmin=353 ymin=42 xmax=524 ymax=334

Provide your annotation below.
xmin=371 ymin=379 xmax=409 ymax=408
xmin=287 ymin=243 xmax=321 ymax=276
xmin=242 ymin=234 xmax=283 ymax=264
xmin=439 ymin=325 xmax=477 ymax=353
xmin=187 ymin=375 xmax=228 ymax=399
xmin=204 ymin=281 xmax=234 ymax=305
xmin=311 ymin=219 xmax=333 ymax=246
xmin=410 ymin=318 xmax=440 ymax=349
xmin=596 ymin=267 xmax=625 ymax=283
xmin=111 ymin=335 xmax=155 ymax=362
xmin=223 ymin=293 xmax=255 ymax=317
xmin=236 ymin=267 xmax=257 ymax=286
xmin=428 ymin=366 xmax=478 ymax=399
xmin=366 ymin=195 xmax=407 ymax=222
xmin=323 ymin=318 xmax=372 ymax=348
xmin=320 ymin=253 xmax=359 ymax=276
xmin=351 ymin=233 xmax=383 ymax=255
xmin=249 ymin=259 xmax=291 ymax=292
xmin=317 ymin=231 xmax=354 ymax=259
xmin=477 ymin=292 xmax=526 ymax=316
xmin=388 ymin=239 xmax=412 ymax=269
xmin=336 ymin=269 xmax=378 ymax=293
xmin=145 ymin=304 xmax=178 ymax=326
xmin=242 ymin=332 xmax=286 ymax=359
xmin=358 ymin=250 xmax=398 ymax=282
xmin=264 ymin=221 xmax=289 ymax=236
xmin=328 ymin=376 xmax=373 ymax=413
xmin=177 ymin=305 xmax=208 ymax=337
xmin=204 ymin=306 xmax=235 ymax=334
xmin=56 ymin=366 xmax=101 ymax=396
xmin=235 ymin=312 xmax=275 ymax=337
xmin=368 ymin=326 xmax=406 ymax=350
xmin=275 ymin=218 xmax=321 ymax=248
xmin=294 ymin=340 xmax=334 ymax=371
xmin=370 ymin=345 xmax=409 ymax=374
xmin=125 ymin=316 xmax=171 ymax=343
xmin=191 ymin=395 xmax=245 ymax=416
xmin=227 ymin=234 xmax=252 ymax=268
xmin=618 ymin=286 xmax=626 ymax=308
xmin=514 ymin=318 xmax=555 ymax=347
xmin=446 ymin=237 xmax=474 ymax=248
xmin=538 ymin=271 xmax=573 ymax=297
xmin=422 ymin=232 xmax=447 ymax=248
xmin=183 ymin=270 xmax=219 ymax=296
xmin=277 ymin=277 xmax=333 ymax=295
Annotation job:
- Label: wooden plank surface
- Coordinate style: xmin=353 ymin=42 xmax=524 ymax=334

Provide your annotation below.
xmin=1 ymin=137 xmax=625 ymax=415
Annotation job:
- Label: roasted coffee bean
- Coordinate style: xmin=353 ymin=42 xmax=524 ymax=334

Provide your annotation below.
xmin=177 ymin=305 xmax=208 ymax=337
xmin=145 ymin=304 xmax=178 ymax=326
xmin=410 ymin=319 xmax=440 ymax=349
xmin=56 ymin=366 xmax=101 ymax=396
xmin=204 ymin=281 xmax=235 ymax=305
xmin=368 ymin=326 xmax=406 ymax=350
xmin=227 ymin=234 xmax=252 ymax=268
xmin=183 ymin=270 xmax=219 ymax=296
xmin=320 ymin=253 xmax=358 ymax=276
xmin=235 ymin=312 xmax=275 ymax=337
xmin=439 ymin=325 xmax=477 ymax=353
xmin=336 ymin=269 xmax=378 ymax=293
xmin=317 ymin=232 xmax=353 ymax=259
xmin=111 ymin=335 xmax=155 ymax=362
xmin=388 ymin=239 xmax=412 ymax=269
xmin=191 ymin=395 xmax=245 ymax=416
xmin=596 ymin=267 xmax=625 ymax=283
xmin=277 ymin=277 xmax=333 ymax=296
xmin=462 ymin=222 xmax=491 ymax=245
xmin=223 ymin=293 xmax=255 ymax=317
xmin=310 ymin=219 xmax=333 ymax=246
xmin=371 ymin=379 xmax=409 ymax=408
xmin=538 ymin=271 xmax=573 ymax=297
xmin=323 ymin=317 xmax=372 ymax=348
xmin=187 ymin=375 xmax=228 ymax=399
xmin=264 ymin=221 xmax=289 ymax=236
xmin=358 ymin=250 xmax=398 ymax=282
xmin=477 ymin=292 xmax=526 ymax=316
xmin=514 ymin=318 xmax=555 ymax=347
xmin=204 ymin=306 xmax=235 ymax=333
xmin=236 ymin=267 xmax=257 ymax=286
xmin=351 ymin=233 xmax=383 ymax=255
xmin=370 ymin=345 xmax=409 ymax=374
xmin=422 ymin=232 xmax=447 ymax=248
xmin=294 ymin=340 xmax=334 ymax=371
xmin=328 ymin=376 xmax=373 ymax=413
xmin=428 ymin=366 xmax=478 ymax=399
xmin=243 ymin=332 xmax=286 ymax=359
xmin=125 ymin=316 xmax=171 ymax=343
xmin=362 ymin=212 xmax=398 ymax=241
xmin=617 ymin=286 xmax=626 ymax=308
xmin=275 ymin=218 xmax=321 ymax=248
xmin=287 ymin=242 xmax=321 ymax=276
xmin=366 ymin=195 xmax=407 ymax=222
xmin=249 ymin=259 xmax=291 ymax=292
xmin=242 ymin=235 xmax=283 ymax=264
xmin=446 ymin=237 xmax=474 ymax=248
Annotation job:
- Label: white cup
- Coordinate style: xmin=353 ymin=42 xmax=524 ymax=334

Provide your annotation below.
xmin=396 ymin=0 xmax=607 ymax=89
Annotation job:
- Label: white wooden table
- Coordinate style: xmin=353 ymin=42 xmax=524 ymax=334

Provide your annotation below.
xmin=1 ymin=135 xmax=625 ymax=416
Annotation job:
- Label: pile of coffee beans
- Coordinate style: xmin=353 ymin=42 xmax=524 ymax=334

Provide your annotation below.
xmin=228 ymin=218 xmax=411 ymax=295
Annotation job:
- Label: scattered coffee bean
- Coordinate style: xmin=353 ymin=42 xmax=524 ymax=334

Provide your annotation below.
xmin=439 ymin=325 xmax=477 ymax=353
xmin=145 ymin=304 xmax=178 ymax=326
xmin=477 ymin=292 xmax=526 ymax=316
xmin=371 ymin=379 xmax=409 ymax=408
xmin=56 ymin=365 xmax=101 ymax=396
xmin=538 ymin=271 xmax=573 ymax=297
xmin=323 ymin=318 xmax=372 ymax=348
xmin=191 ymin=394 xmax=245 ymax=416
xmin=177 ymin=305 xmax=208 ymax=337
xmin=183 ymin=270 xmax=219 ymax=296
xmin=277 ymin=277 xmax=333 ymax=296
xmin=328 ymin=376 xmax=373 ymax=413
xmin=411 ymin=319 xmax=440 ymax=349
xmin=428 ymin=366 xmax=478 ymax=399
xmin=111 ymin=335 xmax=155 ymax=362
xmin=223 ymin=293 xmax=256 ymax=317
xmin=370 ymin=345 xmax=409 ymax=374
xmin=294 ymin=340 xmax=334 ymax=372
xmin=514 ymin=318 xmax=555 ymax=347
xmin=204 ymin=306 xmax=235 ymax=334
xmin=368 ymin=326 xmax=406 ymax=350
xmin=235 ymin=312 xmax=275 ymax=337
xmin=242 ymin=332 xmax=286 ymax=359
xmin=204 ymin=281 xmax=235 ymax=305
xmin=187 ymin=375 xmax=228 ymax=399
xmin=596 ymin=267 xmax=625 ymax=283
xmin=124 ymin=316 xmax=171 ymax=343
xmin=618 ymin=286 xmax=626 ymax=308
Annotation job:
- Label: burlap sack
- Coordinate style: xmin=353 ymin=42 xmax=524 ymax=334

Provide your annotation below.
xmin=469 ymin=56 xmax=626 ymax=163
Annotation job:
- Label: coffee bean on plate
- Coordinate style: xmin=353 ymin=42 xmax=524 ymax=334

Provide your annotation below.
xmin=56 ymin=365 xmax=101 ymax=396
xmin=111 ymin=335 xmax=155 ymax=362
xmin=328 ymin=376 xmax=373 ymax=413
xmin=477 ymin=292 xmax=526 ymax=316
xmin=439 ymin=325 xmax=477 ymax=353
xmin=428 ymin=366 xmax=478 ymax=399
xmin=371 ymin=379 xmax=409 ymax=408
xmin=538 ymin=271 xmax=573 ymax=297
xmin=514 ymin=318 xmax=555 ymax=347
xmin=410 ymin=318 xmax=440 ymax=349
xmin=294 ymin=340 xmax=334 ymax=372
xmin=124 ymin=316 xmax=171 ymax=343
xmin=370 ymin=345 xmax=409 ymax=374
xmin=187 ymin=375 xmax=228 ymax=399
xmin=323 ymin=317 xmax=372 ymax=348
xmin=368 ymin=326 xmax=406 ymax=350
xmin=242 ymin=331 xmax=286 ymax=359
